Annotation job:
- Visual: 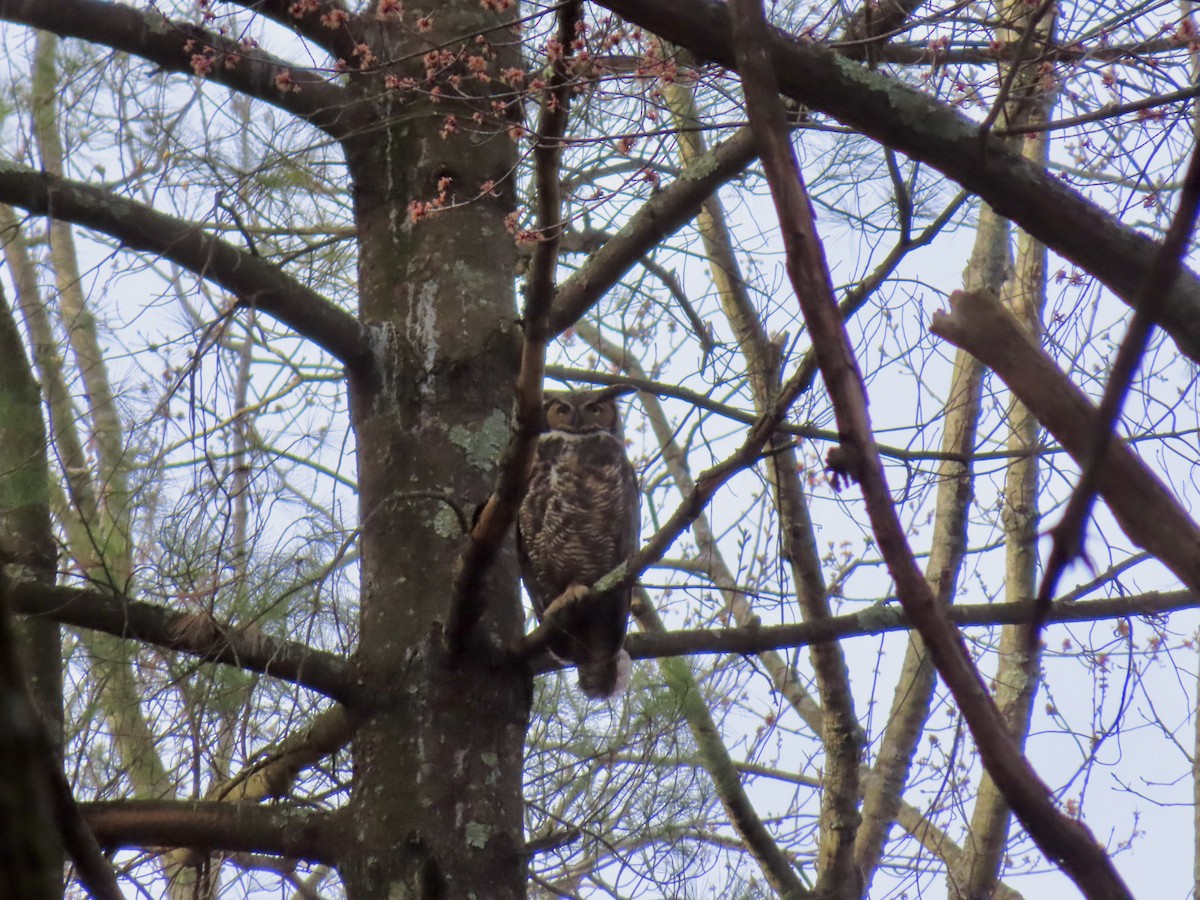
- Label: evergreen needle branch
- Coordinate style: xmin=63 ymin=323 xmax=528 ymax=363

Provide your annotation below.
xmin=729 ymin=0 xmax=1132 ymax=892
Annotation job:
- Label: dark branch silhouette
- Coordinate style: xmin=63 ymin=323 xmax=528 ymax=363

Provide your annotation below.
xmin=932 ymin=289 xmax=1200 ymax=598
xmin=0 ymin=164 xmax=373 ymax=377
xmin=84 ymin=800 xmax=337 ymax=864
xmin=0 ymin=0 xmax=368 ymax=139
xmin=593 ymin=0 xmax=1200 ymax=366
xmin=728 ymin=0 xmax=1133 ymax=891
xmin=1032 ymin=146 xmax=1200 ymax=637
xmin=9 ymin=581 xmax=354 ymax=703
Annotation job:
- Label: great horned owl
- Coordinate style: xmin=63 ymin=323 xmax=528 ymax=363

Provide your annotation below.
xmin=517 ymin=386 xmax=640 ymax=698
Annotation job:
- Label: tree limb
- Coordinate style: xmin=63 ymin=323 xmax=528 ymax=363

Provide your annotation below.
xmin=0 ymin=164 xmax=373 ymax=377
xmin=931 ymin=289 xmax=1200 ymax=596
xmin=210 ymin=705 xmax=355 ymax=802
xmin=83 ymin=800 xmax=337 ymax=865
xmin=592 ymin=0 xmax=1200 ymax=366
xmin=216 ymin=0 xmax=357 ymax=60
xmin=636 ymin=591 xmax=810 ymax=899
xmin=0 ymin=0 xmax=368 ymax=140
xmin=618 ymin=590 xmax=1195 ymax=661
xmin=548 ymin=126 xmax=758 ymax=336
xmin=9 ymin=580 xmax=355 ymax=703
xmin=728 ymin=0 xmax=1131 ymax=891
xmin=1033 ymin=145 xmax=1200 ymax=635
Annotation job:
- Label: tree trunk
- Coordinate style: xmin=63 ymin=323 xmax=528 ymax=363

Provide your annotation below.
xmin=339 ymin=4 xmax=530 ymax=896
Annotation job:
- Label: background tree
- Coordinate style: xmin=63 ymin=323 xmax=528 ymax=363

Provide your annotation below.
xmin=1 ymin=0 xmax=1199 ymax=897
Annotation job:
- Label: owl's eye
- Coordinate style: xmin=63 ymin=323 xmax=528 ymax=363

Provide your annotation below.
xmin=585 ymin=403 xmax=604 ymax=417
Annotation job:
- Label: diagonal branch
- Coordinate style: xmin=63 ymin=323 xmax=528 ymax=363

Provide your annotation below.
xmin=0 ymin=0 xmax=368 ymax=140
xmin=728 ymin=0 xmax=1132 ymax=894
xmin=931 ymin=289 xmax=1200 ymax=595
xmin=0 ymin=164 xmax=373 ymax=377
xmin=636 ymin=591 xmax=810 ymax=899
xmin=1033 ymin=146 xmax=1200 ymax=634
xmin=548 ymin=126 xmax=758 ymax=335
xmin=9 ymin=581 xmax=355 ymax=703
xmin=591 ymin=0 xmax=1200 ymax=366
xmin=662 ymin=61 xmax=860 ymax=893
xmin=210 ymin=706 xmax=354 ymax=802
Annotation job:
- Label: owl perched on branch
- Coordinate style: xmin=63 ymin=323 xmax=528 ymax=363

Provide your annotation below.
xmin=517 ymin=386 xmax=640 ymax=698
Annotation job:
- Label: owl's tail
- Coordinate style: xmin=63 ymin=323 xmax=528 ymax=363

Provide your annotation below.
xmin=577 ymin=648 xmax=632 ymax=699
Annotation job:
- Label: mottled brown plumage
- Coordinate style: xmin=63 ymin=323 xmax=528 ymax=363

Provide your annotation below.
xmin=517 ymin=387 xmax=640 ymax=698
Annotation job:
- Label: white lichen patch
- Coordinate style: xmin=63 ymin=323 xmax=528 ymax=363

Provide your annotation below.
xmin=432 ymin=505 xmax=461 ymax=539
xmin=449 ymin=408 xmax=508 ymax=471
xmin=856 ymin=605 xmax=898 ymax=632
xmin=465 ymin=822 xmax=492 ymax=849
xmin=405 ymin=281 xmax=439 ymax=389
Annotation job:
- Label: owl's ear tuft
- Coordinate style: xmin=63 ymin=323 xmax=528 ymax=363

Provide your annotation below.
xmin=595 ymin=384 xmax=638 ymax=402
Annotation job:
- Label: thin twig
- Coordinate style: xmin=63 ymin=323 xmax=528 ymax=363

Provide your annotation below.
xmin=727 ymin=0 xmax=1133 ymax=892
xmin=1033 ymin=146 xmax=1200 ymax=641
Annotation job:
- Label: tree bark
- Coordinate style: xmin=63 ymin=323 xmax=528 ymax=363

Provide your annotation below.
xmin=337 ymin=3 xmax=529 ymax=896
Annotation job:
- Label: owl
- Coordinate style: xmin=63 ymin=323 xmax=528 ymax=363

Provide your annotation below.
xmin=517 ymin=386 xmax=640 ymax=698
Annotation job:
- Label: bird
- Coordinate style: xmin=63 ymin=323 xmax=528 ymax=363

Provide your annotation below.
xmin=517 ymin=386 xmax=640 ymax=699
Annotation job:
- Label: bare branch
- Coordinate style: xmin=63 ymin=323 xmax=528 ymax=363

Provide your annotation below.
xmin=728 ymin=0 xmax=1132 ymax=892
xmin=663 ymin=58 xmax=859 ymax=892
xmin=931 ymin=289 xmax=1200 ymax=596
xmin=0 ymin=0 xmax=368 ymax=140
xmin=211 ymin=706 xmax=354 ymax=802
xmin=620 ymin=590 xmax=1196 ymax=661
xmin=0 ymin=164 xmax=373 ymax=377
xmin=1034 ymin=146 xmax=1200 ymax=636
xmin=636 ymin=591 xmax=811 ymax=899
xmin=592 ymin=0 xmax=1200 ymax=366
xmin=9 ymin=581 xmax=355 ymax=703
xmin=216 ymin=0 xmax=357 ymax=59
xmin=83 ymin=800 xmax=337 ymax=865
xmin=549 ymin=126 xmax=758 ymax=335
